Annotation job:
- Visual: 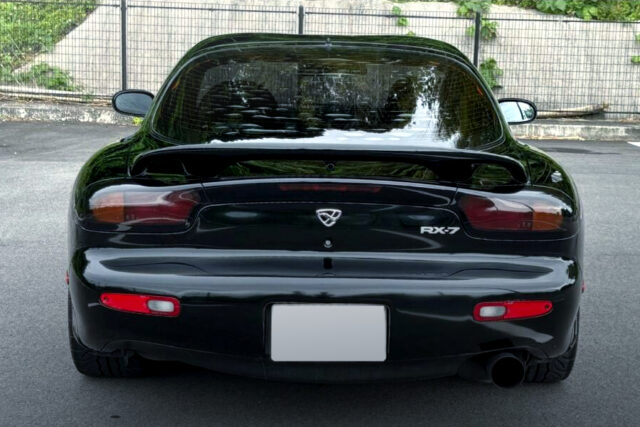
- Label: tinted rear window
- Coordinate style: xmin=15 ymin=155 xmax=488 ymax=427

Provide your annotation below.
xmin=152 ymin=44 xmax=502 ymax=149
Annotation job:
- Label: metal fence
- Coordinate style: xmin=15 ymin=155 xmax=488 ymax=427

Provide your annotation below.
xmin=1 ymin=0 xmax=640 ymax=116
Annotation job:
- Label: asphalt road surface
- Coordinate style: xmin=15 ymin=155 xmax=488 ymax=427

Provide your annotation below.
xmin=1 ymin=122 xmax=639 ymax=426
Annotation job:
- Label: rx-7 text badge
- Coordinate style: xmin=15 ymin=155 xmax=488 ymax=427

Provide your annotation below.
xmin=316 ymin=209 xmax=342 ymax=227
xmin=420 ymin=226 xmax=460 ymax=235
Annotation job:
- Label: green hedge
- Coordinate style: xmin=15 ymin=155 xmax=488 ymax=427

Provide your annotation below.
xmin=402 ymin=1 xmax=640 ymax=21
xmin=0 ymin=0 xmax=96 ymax=90
xmin=492 ymin=0 xmax=640 ymax=21
xmin=451 ymin=0 xmax=640 ymax=21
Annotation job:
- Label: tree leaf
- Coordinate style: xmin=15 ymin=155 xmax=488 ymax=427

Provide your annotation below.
xmin=554 ymin=0 xmax=567 ymax=12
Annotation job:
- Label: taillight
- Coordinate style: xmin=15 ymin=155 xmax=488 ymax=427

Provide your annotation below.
xmin=100 ymin=293 xmax=180 ymax=317
xmin=473 ymin=300 xmax=552 ymax=322
xmin=459 ymin=194 xmax=564 ymax=232
xmin=89 ymin=186 xmax=200 ymax=227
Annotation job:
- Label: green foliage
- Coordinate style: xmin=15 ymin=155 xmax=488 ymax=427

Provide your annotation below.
xmin=492 ymin=0 xmax=640 ymax=21
xmin=406 ymin=31 xmax=416 ymax=37
xmin=636 ymin=34 xmax=640 ymax=43
xmin=456 ymin=0 xmax=492 ymax=17
xmin=0 ymin=0 xmax=95 ymax=90
xmin=132 ymin=117 xmax=144 ymax=126
xmin=536 ymin=0 xmax=570 ymax=15
xmin=391 ymin=5 xmax=409 ymax=27
xmin=479 ymin=58 xmax=503 ymax=89
xmin=466 ymin=19 xmax=499 ymax=40
xmin=632 ymin=56 xmax=640 ymax=64
xmin=0 ymin=62 xmax=79 ymax=91
xmin=389 ymin=1 xmax=638 ymax=22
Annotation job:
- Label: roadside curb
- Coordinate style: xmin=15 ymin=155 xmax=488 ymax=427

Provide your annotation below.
xmin=1 ymin=101 xmax=639 ymax=140
xmin=513 ymin=121 xmax=640 ymax=141
xmin=0 ymin=101 xmax=132 ymax=126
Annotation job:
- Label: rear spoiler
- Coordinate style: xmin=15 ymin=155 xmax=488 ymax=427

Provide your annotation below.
xmin=130 ymin=142 xmax=528 ymax=185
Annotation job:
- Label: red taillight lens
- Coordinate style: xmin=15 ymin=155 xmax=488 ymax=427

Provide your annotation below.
xmin=90 ymin=187 xmax=200 ymax=226
xmin=100 ymin=293 xmax=180 ymax=317
xmin=459 ymin=194 xmax=563 ymax=232
xmin=473 ymin=300 xmax=553 ymax=322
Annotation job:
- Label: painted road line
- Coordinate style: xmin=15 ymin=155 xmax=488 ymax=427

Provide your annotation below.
xmin=628 ymin=141 xmax=640 ymax=148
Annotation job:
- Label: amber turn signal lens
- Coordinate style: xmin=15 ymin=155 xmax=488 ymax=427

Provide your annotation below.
xmin=91 ymin=192 xmax=125 ymax=223
xmin=531 ymin=202 xmax=564 ymax=231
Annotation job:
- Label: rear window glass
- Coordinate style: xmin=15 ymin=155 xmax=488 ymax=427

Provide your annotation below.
xmin=152 ymin=44 xmax=502 ymax=149
xmin=220 ymin=160 xmax=437 ymax=182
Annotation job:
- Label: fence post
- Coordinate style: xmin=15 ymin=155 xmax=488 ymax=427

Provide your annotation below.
xmin=472 ymin=11 xmax=481 ymax=67
xmin=298 ymin=5 xmax=304 ymax=35
xmin=120 ymin=0 xmax=128 ymax=91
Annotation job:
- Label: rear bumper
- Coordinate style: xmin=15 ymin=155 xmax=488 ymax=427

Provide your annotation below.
xmin=69 ymin=248 xmax=581 ymax=382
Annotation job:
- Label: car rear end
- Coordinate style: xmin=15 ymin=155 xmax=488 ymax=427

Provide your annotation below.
xmin=68 ymin=35 xmax=582 ymax=384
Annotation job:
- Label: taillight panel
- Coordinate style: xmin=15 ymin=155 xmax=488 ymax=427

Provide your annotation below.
xmin=83 ymin=183 xmax=202 ymax=232
xmin=456 ymin=189 xmax=575 ymax=238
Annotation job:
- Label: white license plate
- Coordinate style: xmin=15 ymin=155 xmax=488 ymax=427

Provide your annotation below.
xmin=270 ymin=304 xmax=387 ymax=362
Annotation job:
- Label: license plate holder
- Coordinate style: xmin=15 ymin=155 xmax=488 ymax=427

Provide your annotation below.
xmin=269 ymin=304 xmax=387 ymax=362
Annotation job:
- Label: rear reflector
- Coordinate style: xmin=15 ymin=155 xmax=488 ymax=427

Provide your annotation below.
xmin=459 ymin=194 xmax=563 ymax=232
xmin=90 ymin=187 xmax=200 ymax=226
xmin=100 ymin=293 xmax=180 ymax=317
xmin=473 ymin=300 xmax=553 ymax=322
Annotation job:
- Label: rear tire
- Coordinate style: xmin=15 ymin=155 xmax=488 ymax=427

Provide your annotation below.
xmin=525 ymin=312 xmax=579 ymax=383
xmin=68 ymin=294 xmax=148 ymax=377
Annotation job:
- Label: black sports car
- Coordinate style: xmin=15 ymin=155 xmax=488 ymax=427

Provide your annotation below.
xmin=67 ymin=34 xmax=582 ymax=387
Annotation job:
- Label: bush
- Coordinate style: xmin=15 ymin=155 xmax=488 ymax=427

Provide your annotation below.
xmin=0 ymin=0 xmax=95 ymax=90
xmin=1 ymin=62 xmax=79 ymax=91
xmin=391 ymin=6 xmax=410 ymax=27
xmin=456 ymin=0 xmax=492 ymax=17
xmin=492 ymin=0 xmax=640 ymax=21
xmin=410 ymin=0 xmax=640 ymax=21
xmin=466 ymin=18 xmax=499 ymax=40
xmin=479 ymin=58 xmax=503 ymax=89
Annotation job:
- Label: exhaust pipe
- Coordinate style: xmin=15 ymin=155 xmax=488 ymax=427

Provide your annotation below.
xmin=459 ymin=352 xmax=526 ymax=388
xmin=488 ymin=353 xmax=525 ymax=388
